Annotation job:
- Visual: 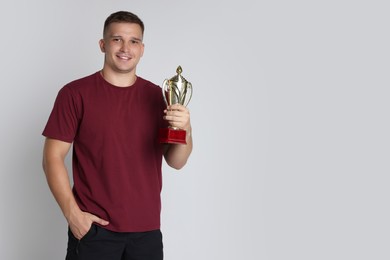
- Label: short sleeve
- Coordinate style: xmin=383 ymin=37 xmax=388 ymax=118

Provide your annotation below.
xmin=42 ymin=86 xmax=80 ymax=143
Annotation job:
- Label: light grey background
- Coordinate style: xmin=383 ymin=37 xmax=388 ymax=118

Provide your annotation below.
xmin=0 ymin=0 xmax=389 ymax=259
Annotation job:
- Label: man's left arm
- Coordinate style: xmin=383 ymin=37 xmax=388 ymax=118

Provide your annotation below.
xmin=163 ymin=104 xmax=193 ymax=169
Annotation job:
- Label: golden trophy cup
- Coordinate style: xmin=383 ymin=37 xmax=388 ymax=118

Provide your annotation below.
xmin=158 ymin=66 xmax=193 ymax=144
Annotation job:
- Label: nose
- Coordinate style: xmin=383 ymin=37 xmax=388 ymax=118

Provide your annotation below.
xmin=119 ymin=42 xmax=126 ymax=52
xmin=120 ymin=41 xmax=131 ymax=52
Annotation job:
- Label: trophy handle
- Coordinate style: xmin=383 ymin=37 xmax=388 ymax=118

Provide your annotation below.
xmin=162 ymin=79 xmax=169 ymax=105
xmin=182 ymin=82 xmax=193 ymax=107
xmin=162 ymin=79 xmax=181 ymax=106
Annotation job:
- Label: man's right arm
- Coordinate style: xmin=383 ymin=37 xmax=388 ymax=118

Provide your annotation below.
xmin=42 ymin=138 xmax=108 ymax=239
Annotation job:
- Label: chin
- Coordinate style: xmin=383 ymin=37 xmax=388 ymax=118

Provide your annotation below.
xmin=114 ymin=67 xmax=135 ymax=74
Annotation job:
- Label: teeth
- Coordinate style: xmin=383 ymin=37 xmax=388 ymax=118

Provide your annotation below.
xmin=118 ymin=54 xmax=130 ymax=60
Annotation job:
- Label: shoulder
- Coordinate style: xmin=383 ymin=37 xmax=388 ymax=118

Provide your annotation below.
xmin=62 ymin=72 xmax=99 ymax=92
xmin=52 ymin=72 xmax=99 ymax=106
xmin=136 ymin=76 xmax=159 ymax=89
xmin=136 ymin=76 xmax=162 ymax=94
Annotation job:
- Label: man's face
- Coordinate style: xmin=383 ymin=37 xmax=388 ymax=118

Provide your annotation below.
xmin=99 ymin=22 xmax=144 ymax=74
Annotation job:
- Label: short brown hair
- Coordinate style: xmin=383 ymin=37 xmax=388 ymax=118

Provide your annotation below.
xmin=103 ymin=11 xmax=145 ymax=37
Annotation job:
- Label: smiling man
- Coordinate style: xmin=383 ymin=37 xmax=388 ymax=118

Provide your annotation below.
xmin=42 ymin=11 xmax=193 ymax=260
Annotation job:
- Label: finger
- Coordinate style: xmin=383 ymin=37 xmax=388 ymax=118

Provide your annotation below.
xmin=165 ymin=111 xmax=189 ymax=122
xmin=166 ymin=109 xmax=189 ymax=118
xmin=69 ymin=227 xmax=82 ymax=240
xmin=87 ymin=213 xmax=109 ymax=226
xmin=165 ymin=116 xmax=185 ymax=127
xmin=168 ymin=104 xmax=187 ymax=111
xmin=70 ymin=224 xmax=90 ymax=240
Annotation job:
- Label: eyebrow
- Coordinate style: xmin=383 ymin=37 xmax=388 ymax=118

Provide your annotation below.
xmin=110 ymin=35 xmax=143 ymax=42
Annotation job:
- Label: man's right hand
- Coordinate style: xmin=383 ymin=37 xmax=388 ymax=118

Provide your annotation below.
xmin=68 ymin=210 xmax=109 ymax=240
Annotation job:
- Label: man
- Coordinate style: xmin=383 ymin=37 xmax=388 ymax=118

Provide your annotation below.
xmin=42 ymin=11 xmax=192 ymax=260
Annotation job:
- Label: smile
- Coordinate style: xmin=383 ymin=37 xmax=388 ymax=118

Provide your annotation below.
xmin=117 ymin=54 xmax=131 ymax=60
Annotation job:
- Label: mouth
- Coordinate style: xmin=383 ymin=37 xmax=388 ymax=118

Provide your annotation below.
xmin=116 ymin=53 xmax=131 ymax=61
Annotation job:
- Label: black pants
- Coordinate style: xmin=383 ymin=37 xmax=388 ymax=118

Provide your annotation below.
xmin=66 ymin=225 xmax=163 ymax=260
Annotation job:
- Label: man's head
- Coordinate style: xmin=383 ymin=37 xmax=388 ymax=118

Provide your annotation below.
xmin=99 ymin=11 xmax=145 ymax=78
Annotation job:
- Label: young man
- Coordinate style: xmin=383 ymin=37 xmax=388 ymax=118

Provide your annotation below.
xmin=42 ymin=11 xmax=192 ymax=260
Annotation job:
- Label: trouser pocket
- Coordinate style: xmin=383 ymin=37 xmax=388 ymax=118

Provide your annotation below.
xmin=66 ymin=225 xmax=96 ymax=259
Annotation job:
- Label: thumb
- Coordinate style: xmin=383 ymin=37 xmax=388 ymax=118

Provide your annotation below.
xmin=88 ymin=213 xmax=109 ymax=226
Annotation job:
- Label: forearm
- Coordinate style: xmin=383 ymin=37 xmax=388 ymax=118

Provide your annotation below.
xmin=42 ymin=157 xmax=80 ymax=222
xmin=164 ymin=129 xmax=193 ymax=169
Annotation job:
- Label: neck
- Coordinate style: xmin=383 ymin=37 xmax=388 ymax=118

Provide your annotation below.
xmin=100 ymin=68 xmax=137 ymax=87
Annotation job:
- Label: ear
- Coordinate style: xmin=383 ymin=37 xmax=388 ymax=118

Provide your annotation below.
xmin=99 ymin=39 xmax=105 ymax=53
xmin=140 ymin=43 xmax=145 ymax=57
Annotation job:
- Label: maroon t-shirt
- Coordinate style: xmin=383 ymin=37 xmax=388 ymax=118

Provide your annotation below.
xmin=43 ymin=72 xmax=167 ymax=232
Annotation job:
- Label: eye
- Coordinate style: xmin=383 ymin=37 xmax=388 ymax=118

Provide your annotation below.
xmin=112 ymin=38 xmax=122 ymax=43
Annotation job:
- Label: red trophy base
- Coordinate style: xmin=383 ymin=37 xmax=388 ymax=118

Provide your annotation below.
xmin=158 ymin=128 xmax=187 ymax=144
